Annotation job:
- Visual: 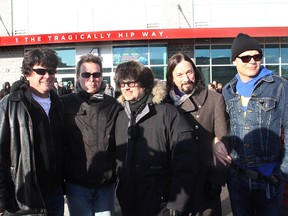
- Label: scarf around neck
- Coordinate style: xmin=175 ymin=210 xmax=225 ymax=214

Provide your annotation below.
xmin=129 ymin=93 xmax=150 ymax=114
xmin=236 ymin=66 xmax=273 ymax=97
xmin=169 ymin=86 xmax=194 ymax=107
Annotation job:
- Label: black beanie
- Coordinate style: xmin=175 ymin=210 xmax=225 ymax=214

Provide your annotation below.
xmin=231 ymin=33 xmax=262 ymax=60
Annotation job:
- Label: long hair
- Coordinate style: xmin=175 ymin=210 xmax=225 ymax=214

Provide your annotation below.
xmin=166 ymin=52 xmax=205 ymax=93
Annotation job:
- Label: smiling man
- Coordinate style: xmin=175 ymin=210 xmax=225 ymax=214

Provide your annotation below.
xmin=0 ymin=47 xmax=65 ymax=215
xmin=165 ymin=52 xmax=230 ymax=216
xmin=114 ymin=61 xmax=199 ymax=216
xmin=223 ymin=33 xmax=288 ymax=216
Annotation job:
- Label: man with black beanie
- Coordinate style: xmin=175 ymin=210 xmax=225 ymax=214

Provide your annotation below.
xmin=222 ymin=33 xmax=288 ymax=216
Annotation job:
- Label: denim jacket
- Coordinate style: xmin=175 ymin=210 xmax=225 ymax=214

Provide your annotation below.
xmin=222 ymin=70 xmax=288 ymax=180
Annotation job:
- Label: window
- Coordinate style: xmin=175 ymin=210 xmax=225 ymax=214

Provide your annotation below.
xmin=212 ymin=66 xmax=237 ymax=85
xmin=266 ymin=65 xmax=280 ymax=76
xmin=150 ymin=45 xmax=167 ymax=65
xmin=195 ymin=46 xmax=210 ymax=65
xmin=265 ymin=45 xmax=279 ymax=64
xmin=196 ymin=45 xmax=234 ymax=86
xmin=55 ymin=49 xmax=76 ymax=68
xmin=195 ymin=41 xmax=288 ymax=85
xmin=54 ymin=48 xmax=76 ymax=86
xmin=211 ymin=45 xmax=231 ymax=65
xmin=151 ymin=66 xmax=166 ymax=80
xmin=281 ymin=45 xmax=288 ymax=63
xmin=281 ymin=65 xmax=288 ymax=80
xmin=113 ymin=44 xmax=167 ymax=80
xmin=113 ymin=46 xmax=148 ymax=66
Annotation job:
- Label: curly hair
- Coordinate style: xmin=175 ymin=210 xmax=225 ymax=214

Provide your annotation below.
xmin=166 ymin=52 xmax=205 ymax=93
xmin=76 ymin=54 xmax=103 ymax=78
xmin=114 ymin=61 xmax=154 ymax=93
xmin=21 ymin=47 xmax=59 ymax=75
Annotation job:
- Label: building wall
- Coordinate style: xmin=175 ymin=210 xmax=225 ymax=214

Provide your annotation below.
xmin=193 ymin=0 xmax=288 ymax=28
xmin=167 ymin=39 xmax=194 ymax=59
xmin=1 ymin=0 xmax=287 ymax=36
xmin=0 ymin=0 xmax=12 ymax=36
xmin=0 ymin=46 xmax=23 ymax=86
xmin=1 ymin=0 xmax=288 ymax=88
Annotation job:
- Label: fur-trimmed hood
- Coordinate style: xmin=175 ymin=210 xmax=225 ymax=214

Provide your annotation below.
xmin=117 ymin=80 xmax=167 ymax=106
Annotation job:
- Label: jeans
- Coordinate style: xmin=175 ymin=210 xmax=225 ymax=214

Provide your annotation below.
xmin=43 ymin=185 xmax=64 ymax=216
xmin=227 ymin=168 xmax=284 ymax=216
xmin=65 ymin=183 xmax=115 ymax=216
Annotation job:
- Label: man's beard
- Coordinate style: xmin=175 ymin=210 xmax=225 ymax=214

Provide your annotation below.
xmin=180 ymin=80 xmax=195 ymax=94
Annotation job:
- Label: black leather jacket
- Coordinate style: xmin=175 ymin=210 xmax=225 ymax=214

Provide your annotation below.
xmin=0 ymin=79 xmax=64 ymax=215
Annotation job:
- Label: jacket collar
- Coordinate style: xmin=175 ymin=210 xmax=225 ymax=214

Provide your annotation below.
xmin=178 ymin=87 xmax=208 ymax=112
xmin=9 ymin=77 xmax=60 ymax=107
xmin=227 ymin=72 xmax=275 ymax=94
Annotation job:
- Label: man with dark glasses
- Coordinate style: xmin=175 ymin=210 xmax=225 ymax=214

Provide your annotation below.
xmin=222 ymin=33 xmax=288 ymax=216
xmin=0 ymin=47 xmax=65 ymax=215
xmin=114 ymin=61 xmax=199 ymax=216
xmin=60 ymin=54 xmax=121 ymax=216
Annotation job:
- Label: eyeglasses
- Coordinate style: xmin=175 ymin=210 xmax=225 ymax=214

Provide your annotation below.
xmin=237 ymin=54 xmax=262 ymax=63
xmin=32 ymin=68 xmax=57 ymax=75
xmin=81 ymin=72 xmax=102 ymax=78
xmin=119 ymin=81 xmax=139 ymax=88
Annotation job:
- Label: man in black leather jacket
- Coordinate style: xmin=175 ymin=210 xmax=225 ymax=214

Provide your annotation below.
xmin=0 ymin=48 xmax=65 ymax=215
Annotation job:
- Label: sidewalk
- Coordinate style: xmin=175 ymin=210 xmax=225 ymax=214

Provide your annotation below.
xmin=220 ymin=185 xmax=232 ymax=216
xmin=64 ymin=185 xmax=232 ymax=216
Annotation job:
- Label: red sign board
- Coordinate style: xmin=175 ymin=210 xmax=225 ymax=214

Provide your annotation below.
xmin=1 ymin=27 xmax=288 ymax=47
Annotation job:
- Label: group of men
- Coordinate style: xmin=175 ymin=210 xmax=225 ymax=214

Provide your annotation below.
xmin=0 ymin=33 xmax=287 ymax=216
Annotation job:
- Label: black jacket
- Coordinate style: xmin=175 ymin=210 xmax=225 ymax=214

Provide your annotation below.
xmin=115 ymin=81 xmax=199 ymax=216
xmin=0 ymin=78 xmax=65 ymax=215
xmin=52 ymin=86 xmax=68 ymax=96
xmin=60 ymin=90 xmax=121 ymax=188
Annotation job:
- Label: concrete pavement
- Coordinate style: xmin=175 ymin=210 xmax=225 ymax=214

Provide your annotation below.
xmin=64 ymin=185 xmax=232 ymax=216
xmin=220 ymin=185 xmax=232 ymax=216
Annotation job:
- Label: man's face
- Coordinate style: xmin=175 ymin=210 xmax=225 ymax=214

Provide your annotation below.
xmin=120 ymin=80 xmax=146 ymax=101
xmin=233 ymin=50 xmax=262 ymax=83
xmin=78 ymin=62 xmax=102 ymax=94
xmin=25 ymin=64 xmax=56 ymax=98
xmin=172 ymin=60 xmax=195 ymax=94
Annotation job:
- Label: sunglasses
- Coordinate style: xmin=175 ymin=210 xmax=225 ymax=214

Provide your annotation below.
xmin=237 ymin=54 xmax=262 ymax=63
xmin=119 ymin=81 xmax=139 ymax=88
xmin=81 ymin=72 xmax=102 ymax=78
xmin=32 ymin=68 xmax=57 ymax=75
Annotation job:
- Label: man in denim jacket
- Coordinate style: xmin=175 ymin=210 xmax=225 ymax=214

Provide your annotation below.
xmin=223 ymin=33 xmax=288 ymax=216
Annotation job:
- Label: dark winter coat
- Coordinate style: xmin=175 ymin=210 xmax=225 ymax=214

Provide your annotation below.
xmin=52 ymin=86 xmax=68 ymax=96
xmin=167 ymin=87 xmax=230 ymax=213
xmin=0 ymin=78 xmax=65 ymax=215
xmin=0 ymin=82 xmax=11 ymax=100
xmin=115 ymin=81 xmax=199 ymax=216
xmin=60 ymin=90 xmax=121 ymax=188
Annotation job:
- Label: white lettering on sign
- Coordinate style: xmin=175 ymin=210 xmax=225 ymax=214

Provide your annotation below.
xmin=142 ymin=31 xmax=163 ymax=37
xmin=11 ymin=30 xmax=166 ymax=45
xmin=118 ymin=32 xmax=135 ymax=38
